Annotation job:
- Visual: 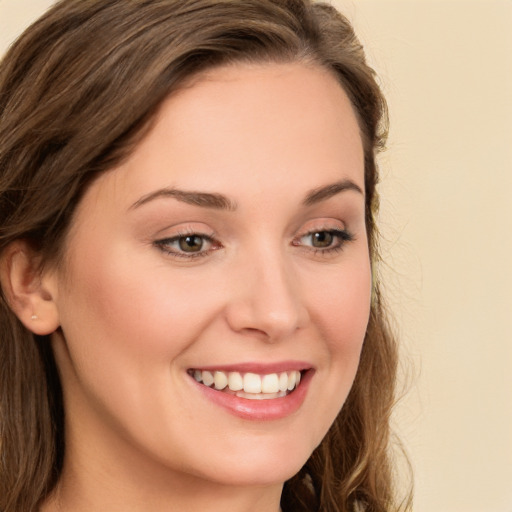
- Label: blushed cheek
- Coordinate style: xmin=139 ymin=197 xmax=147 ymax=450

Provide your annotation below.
xmin=73 ymin=251 xmax=221 ymax=361
xmin=57 ymin=245 xmax=153 ymax=358
xmin=316 ymin=264 xmax=372 ymax=356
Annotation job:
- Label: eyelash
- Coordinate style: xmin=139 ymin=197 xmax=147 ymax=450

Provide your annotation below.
xmin=154 ymin=228 xmax=354 ymax=260
xmin=293 ymin=228 xmax=354 ymax=256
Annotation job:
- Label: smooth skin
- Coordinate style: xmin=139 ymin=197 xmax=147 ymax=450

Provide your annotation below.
xmin=7 ymin=62 xmax=371 ymax=511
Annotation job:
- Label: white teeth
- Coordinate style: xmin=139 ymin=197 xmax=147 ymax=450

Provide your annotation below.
xmin=261 ymin=373 xmax=279 ymax=393
xmin=228 ymin=371 xmax=243 ymax=391
xmin=278 ymin=372 xmax=289 ymax=392
xmin=214 ymin=371 xmax=228 ymax=390
xmin=202 ymin=370 xmax=214 ymax=387
xmin=192 ymin=369 xmax=303 ymax=396
xmin=243 ymin=373 xmax=262 ymax=393
xmin=287 ymin=371 xmax=296 ymax=391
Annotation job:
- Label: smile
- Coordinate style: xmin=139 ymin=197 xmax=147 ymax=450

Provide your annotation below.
xmin=189 ymin=369 xmax=302 ymax=400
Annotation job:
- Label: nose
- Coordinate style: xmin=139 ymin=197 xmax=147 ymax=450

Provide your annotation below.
xmin=224 ymin=250 xmax=309 ymax=342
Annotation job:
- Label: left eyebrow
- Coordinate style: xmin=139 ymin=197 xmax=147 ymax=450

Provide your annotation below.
xmin=303 ymin=179 xmax=364 ymax=206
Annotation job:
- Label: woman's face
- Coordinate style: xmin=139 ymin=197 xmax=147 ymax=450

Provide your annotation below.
xmin=49 ymin=62 xmax=371 ymax=489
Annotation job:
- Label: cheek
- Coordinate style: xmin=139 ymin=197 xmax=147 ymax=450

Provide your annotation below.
xmin=59 ymin=242 xmax=224 ymax=364
xmin=295 ymin=252 xmax=371 ymax=446
xmin=310 ymin=254 xmax=372 ymax=356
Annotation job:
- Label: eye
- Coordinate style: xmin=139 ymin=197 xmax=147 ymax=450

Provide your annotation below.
xmin=154 ymin=231 xmax=219 ymax=259
xmin=310 ymin=231 xmax=336 ymax=248
xmin=294 ymin=228 xmax=354 ymax=254
xmin=178 ymin=234 xmax=206 ymax=253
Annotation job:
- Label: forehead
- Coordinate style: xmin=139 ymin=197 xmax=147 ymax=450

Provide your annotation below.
xmin=122 ymin=63 xmax=361 ymax=184
xmin=74 ymin=62 xmax=365 ymax=222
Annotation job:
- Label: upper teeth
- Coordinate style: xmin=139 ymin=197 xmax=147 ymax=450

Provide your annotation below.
xmin=192 ymin=369 xmax=302 ymax=394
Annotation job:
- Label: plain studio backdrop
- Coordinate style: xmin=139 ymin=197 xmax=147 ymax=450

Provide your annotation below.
xmin=1 ymin=1 xmax=511 ymax=511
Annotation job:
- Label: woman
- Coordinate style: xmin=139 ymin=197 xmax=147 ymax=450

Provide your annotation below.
xmin=0 ymin=1 xmax=411 ymax=511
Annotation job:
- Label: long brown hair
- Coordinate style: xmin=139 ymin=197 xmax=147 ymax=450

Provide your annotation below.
xmin=0 ymin=1 xmax=411 ymax=511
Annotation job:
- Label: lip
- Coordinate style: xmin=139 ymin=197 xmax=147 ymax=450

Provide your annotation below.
xmin=192 ymin=360 xmax=311 ymax=374
xmin=189 ymin=365 xmax=314 ymax=421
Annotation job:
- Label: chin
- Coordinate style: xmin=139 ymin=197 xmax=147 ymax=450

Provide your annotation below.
xmin=186 ymin=437 xmax=317 ymax=488
xmin=201 ymin=462 xmax=304 ymax=488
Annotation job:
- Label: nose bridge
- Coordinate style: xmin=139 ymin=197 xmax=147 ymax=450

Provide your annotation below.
xmin=226 ymin=242 xmax=307 ymax=340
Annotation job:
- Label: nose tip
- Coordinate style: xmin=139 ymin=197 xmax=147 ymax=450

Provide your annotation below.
xmin=225 ymin=261 xmax=309 ymax=342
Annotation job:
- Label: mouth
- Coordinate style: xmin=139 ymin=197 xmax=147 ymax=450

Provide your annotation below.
xmin=187 ymin=369 xmax=304 ymax=400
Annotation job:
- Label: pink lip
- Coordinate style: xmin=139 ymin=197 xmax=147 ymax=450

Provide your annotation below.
xmin=190 ymin=368 xmax=314 ymax=421
xmin=191 ymin=360 xmax=312 ymax=374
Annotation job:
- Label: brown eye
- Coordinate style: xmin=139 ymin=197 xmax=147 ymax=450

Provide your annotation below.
xmin=178 ymin=235 xmax=204 ymax=252
xmin=155 ymin=231 xmax=219 ymax=259
xmin=293 ymin=228 xmax=354 ymax=254
xmin=311 ymin=231 xmax=334 ymax=248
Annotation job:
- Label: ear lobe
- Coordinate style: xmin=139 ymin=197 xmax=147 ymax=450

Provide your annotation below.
xmin=0 ymin=240 xmax=60 ymax=335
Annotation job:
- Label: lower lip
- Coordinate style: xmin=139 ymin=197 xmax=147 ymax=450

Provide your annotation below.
xmin=191 ymin=370 xmax=314 ymax=421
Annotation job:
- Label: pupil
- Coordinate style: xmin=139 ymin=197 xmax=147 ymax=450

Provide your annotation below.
xmin=313 ymin=231 xmax=333 ymax=247
xmin=179 ymin=235 xmax=203 ymax=252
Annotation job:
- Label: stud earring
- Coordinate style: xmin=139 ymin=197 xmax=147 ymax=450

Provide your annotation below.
xmin=31 ymin=314 xmax=38 ymax=320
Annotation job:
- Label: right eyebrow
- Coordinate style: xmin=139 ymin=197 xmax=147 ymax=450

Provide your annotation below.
xmin=129 ymin=188 xmax=238 ymax=211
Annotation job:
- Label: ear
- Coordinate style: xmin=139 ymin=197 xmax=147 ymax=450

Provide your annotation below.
xmin=0 ymin=240 xmax=60 ymax=335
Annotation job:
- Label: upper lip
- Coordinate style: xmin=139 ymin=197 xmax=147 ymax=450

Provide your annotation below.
xmin=188 ymin=361 xmax=313 ymax=374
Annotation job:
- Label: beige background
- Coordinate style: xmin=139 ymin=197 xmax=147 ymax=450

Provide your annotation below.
xmin=1 ymin=1 xmax=511 ymax=511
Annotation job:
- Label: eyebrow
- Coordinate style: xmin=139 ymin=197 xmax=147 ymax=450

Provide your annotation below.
xmin=130 ymin=188 xmax=237 ymax=211
xmin=303 ymin=179 xmax=364 ymax=206
xmin=129 ymin=179 xmax=363 ymax=211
